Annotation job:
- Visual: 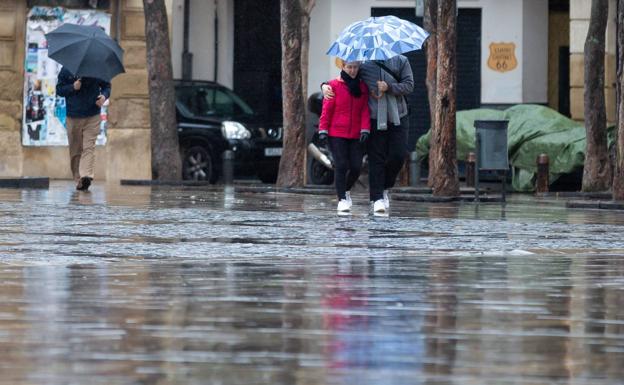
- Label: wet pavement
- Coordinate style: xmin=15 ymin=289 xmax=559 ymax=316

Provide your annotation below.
xmin=0 ymin=181 xmax=623 ymax=385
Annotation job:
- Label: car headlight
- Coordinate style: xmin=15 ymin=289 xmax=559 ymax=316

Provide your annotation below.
xmin=221 ymin=121 xmax=251 ymax=139
xmin=267 ymin=127 xmax=283 ymax=140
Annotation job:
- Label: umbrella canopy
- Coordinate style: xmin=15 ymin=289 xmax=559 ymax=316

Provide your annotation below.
xmin=326 ymin=15 xmax=429 ymax=62
xmin=45 ymin=23 xmax=125 ymax=82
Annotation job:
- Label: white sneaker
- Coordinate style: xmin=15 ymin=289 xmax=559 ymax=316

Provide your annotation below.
xmin=337 ymin=199 xmax=351 ymax=212
xmin=383 ymin=190 xmax=390 ymax=210
xmin=345 ymin=191 xmax=352 ymax=205
xmin=373 ymin=199 xmax=386 ymax=213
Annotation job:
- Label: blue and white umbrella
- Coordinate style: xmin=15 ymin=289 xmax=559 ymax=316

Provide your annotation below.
xmin=326 ymin=15 xmax=429 ymax=62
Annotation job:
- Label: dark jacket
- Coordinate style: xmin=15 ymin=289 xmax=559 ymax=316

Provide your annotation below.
xmin=56 ymin=67 xmax=111 ymax=118
xmin=359 ymin=55 xmax=413 ymax=118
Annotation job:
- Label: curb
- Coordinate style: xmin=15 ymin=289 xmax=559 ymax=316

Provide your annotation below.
xmin=0 ymin=177 xmax=49 ymax=189
xmin=566 ymin=200 xmax=624 ymax=210
xmin=392 ymin=193 xmax=503 ymax=203
xmin=390 ymin=186 xmax=490 ymax=194
xmin=120 ymin=179 xmax=335 ymax=195
xmin=119 ymin=179 xmax=622 ymax=208
xmin=234 ymin=185 xmax=334 ymax=195
xmin=121 ymin=179 xmax=217 ymax=187
xmin=119 ymin=180 xmax=500 ymax=200
xmin=537 ymin=191 xmax=612 ymax=200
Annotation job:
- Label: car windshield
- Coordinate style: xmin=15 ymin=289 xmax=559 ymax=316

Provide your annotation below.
xmin=176 ymin=85 xmax=254 ymax=118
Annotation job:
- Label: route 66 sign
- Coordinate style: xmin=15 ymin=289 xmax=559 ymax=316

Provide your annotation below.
xmin=487 ymin=42 xmax=517 ymax=73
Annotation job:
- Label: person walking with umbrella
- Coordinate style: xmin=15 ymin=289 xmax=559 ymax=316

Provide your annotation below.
xmin=323 ymin=16 xmax=427 ymax=213
xmin=318 ymin=58 xmax=370 ymax=212
xmin=56 ymin=67 xmax=110 ymax=191
xmin=46 ymin=24 xmax=125 ymax=191
xmin=323 ymin=55 xmax=414 ymax=213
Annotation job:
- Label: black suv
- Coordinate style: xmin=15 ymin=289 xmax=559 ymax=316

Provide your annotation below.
xmin=175 ymin=80 xmax=283 ymax=183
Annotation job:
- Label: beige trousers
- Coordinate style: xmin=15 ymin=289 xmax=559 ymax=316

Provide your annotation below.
xmin=66 ymin=114 xmax=101 ymax=182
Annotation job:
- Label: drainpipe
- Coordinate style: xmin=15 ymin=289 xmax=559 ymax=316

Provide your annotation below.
xmin=214 ymin=0 xmax=219 ymax=82
xmin=182 ymin=0 xmax=193 ymax=80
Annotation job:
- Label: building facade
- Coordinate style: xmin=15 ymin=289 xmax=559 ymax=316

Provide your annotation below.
xmin=0 ymin=0 xmax=158 ymax=180
xmin=0 ymin=0 xmax=618 ymax=180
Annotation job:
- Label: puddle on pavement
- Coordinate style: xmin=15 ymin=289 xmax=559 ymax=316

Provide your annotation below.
xmin=0 ymin=182 xmax=623 ymax=384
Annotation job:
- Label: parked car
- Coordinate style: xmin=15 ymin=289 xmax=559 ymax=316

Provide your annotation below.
xmin=175 ymin=80 xmax=283 ymax=183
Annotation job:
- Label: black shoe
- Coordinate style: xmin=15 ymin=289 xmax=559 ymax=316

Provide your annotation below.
xmin=77 ymin=177 xmax=92 ymax=191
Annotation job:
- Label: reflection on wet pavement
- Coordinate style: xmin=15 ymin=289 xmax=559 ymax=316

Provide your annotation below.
xmin=0 ymin=182 xmax=623 ymax=384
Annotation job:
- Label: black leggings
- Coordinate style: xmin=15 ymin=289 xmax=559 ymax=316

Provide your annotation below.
xmin=329 ymin=137 xmax=363 ymax=200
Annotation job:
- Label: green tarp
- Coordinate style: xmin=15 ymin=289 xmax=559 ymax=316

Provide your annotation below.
xmin=415 ymin=104 xmax=615 ymax=192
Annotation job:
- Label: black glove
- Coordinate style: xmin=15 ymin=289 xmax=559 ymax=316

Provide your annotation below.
xmin=318 ymin=132 xmax=328 ymax=146
xmin=360 ymin=131 xmax=369 ymax=144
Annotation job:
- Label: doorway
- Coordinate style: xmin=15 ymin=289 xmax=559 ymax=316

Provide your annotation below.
xmin=548 ymin=0 xmax=570 ymax=116
xmin=233 ymin=0 xmax=282 ymax=124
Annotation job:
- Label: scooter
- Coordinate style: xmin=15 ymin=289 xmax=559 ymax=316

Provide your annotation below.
xmin=307 ymin=141 xmax=333 ymax=170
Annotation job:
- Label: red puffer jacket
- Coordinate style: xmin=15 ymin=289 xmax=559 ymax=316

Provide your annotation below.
xmin=318 ymin=78 xmax=370 ymax=139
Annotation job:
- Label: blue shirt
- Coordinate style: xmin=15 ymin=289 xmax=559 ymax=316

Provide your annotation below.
xmin=56 ymin=67 xmax=111 ymax=118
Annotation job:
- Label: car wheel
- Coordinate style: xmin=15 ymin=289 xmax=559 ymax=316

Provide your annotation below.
xmin=182 ymin=145 xmax=217 ymax=183
xmin=309 ymin=157 xmax=334 ymax=185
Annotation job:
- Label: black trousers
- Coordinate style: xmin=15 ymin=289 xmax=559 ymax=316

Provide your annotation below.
xmin=329 ymin=136 xmax=363 ymax=200
xmin=368 ymin=117 xmax=409 ymax=201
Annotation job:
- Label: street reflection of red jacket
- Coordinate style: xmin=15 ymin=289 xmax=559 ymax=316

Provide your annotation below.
xmin=318 ymin=78 xmax=370 ymax=139
xmin=322 ymin=273 xmax=369 ymax=369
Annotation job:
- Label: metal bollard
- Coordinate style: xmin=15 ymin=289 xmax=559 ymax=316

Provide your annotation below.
xmin=536 ymin=153 xmax=549 ymax=193
xmin=466 ymin=152 xmax=476 ymax=187
xmin=409 ymin=151 xmax=420 ymax=187
xmin=222 ymin=150 xmax=234 ymax=186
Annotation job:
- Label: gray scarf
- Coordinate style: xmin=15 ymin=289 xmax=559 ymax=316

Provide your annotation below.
xmin=376 ymin=92 xmax=401 ymax=130
xmin=376 ymin=70 xmax=401 ymax=130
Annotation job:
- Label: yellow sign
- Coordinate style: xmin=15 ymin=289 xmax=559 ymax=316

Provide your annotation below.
xmin=487 ymin=42 xmax=517 ymax=73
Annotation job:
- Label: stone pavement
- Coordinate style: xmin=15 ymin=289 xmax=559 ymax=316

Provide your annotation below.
xmin=0 ymin=181 xmax=623 ymax=385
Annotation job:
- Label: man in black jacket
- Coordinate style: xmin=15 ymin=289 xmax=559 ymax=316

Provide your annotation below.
xmin=56 ymin=67 xmax=111 ymax=191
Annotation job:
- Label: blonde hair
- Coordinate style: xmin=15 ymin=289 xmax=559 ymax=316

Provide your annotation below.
xmin=335 ymin=58 xmax=361 ymax=69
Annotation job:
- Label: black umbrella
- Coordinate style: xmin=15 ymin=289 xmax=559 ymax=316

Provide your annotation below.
xmin=45 ymin=23 xmax=125 ymax=82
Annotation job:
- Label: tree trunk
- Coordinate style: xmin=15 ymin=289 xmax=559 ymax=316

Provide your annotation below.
xmin=276 ymin=0 xmax=306 ymax=187
xmin=424 ymin=0 xmax=438 ymax=188
xmin=300 ymin=0 xmax=315 ymax=184
xmin=143 ymin=0 xmax=181 ymax=180
xmin=614 ymin=0 xmax=624 ymax=200
xmin=300 ymin=0 xmax=315 ymax=102
xmin=430 ymin=0 xmax=459 ymax=196
xmin=582 ymin=0 xmax=611 ymax=192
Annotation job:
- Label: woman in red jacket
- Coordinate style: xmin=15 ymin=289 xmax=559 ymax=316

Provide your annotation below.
xmin=318 ymin=59 xmax=370 ymax=212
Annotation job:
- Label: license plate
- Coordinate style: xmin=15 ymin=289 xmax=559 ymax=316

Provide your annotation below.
xmin=264 ymin=147 xmax=282 ymax=157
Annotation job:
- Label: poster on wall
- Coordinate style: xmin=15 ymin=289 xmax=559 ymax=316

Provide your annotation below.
xmin=23 ymin=7 xmax=111 ymax=147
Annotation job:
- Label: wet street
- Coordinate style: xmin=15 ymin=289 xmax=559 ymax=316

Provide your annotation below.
xmin=0 ymin=181 xmax=623 ymax=385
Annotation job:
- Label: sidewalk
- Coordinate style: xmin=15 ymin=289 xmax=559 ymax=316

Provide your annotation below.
xmin=121 ymin=178 xmax=624 ymax=209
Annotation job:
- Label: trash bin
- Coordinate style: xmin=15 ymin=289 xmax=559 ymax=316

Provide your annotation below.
xmin=474 ymin=120 xmax=509 ymax=202
xmin=475 ymin=120 xmax=508 ymax=171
